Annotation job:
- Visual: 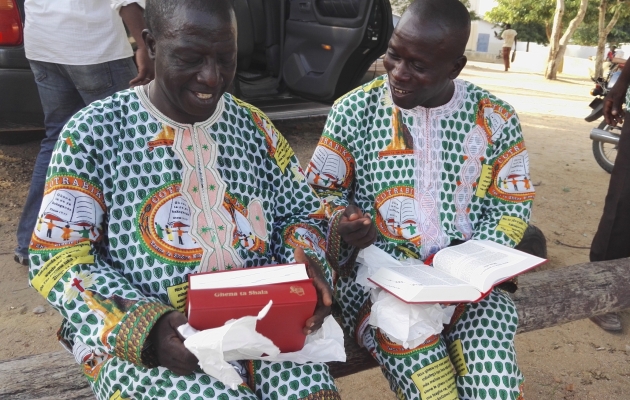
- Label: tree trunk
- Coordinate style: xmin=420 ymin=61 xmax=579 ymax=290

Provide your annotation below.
xmin=526 ymin=41 xmax=530 ymax=52
xmin=545 ymin=0 xmax=566 ymax=79
xmin=546 ymin=0 xmax=589 ymax=80
xmin=594 ymin=0 xmax=623 ymax=79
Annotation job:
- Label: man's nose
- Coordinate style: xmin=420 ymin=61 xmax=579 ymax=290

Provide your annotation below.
xmin=390 ymin=61 xmax=409 ymax=81
xmin=197 ymin=59 xmax=220 ymax=87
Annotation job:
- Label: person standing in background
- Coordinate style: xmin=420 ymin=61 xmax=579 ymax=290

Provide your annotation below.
xmin=606 ymin=45 xmax=617 ymax=62
xmin=14 ymin=0 xmax=154 ymax=267
xmin=589 ymin=59 xmax=630 ymax=332
xmin=500 ymin=23 xmax=517 ymax=72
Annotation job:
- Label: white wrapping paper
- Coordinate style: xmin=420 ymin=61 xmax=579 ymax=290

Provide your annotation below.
xmin=357 ymin=245 xmax=455 ymax=349
xmin=178 ymin=300 xmax=346 ymax=389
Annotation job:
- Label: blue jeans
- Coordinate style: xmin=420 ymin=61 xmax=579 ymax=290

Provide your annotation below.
xmin=15 ymin=58 xmax=138 ymax=259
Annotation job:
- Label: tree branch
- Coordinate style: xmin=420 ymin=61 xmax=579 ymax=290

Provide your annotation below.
xmin=605 ymin=3 xmax=623 ymax=35
xmin=559 ymin=0 xmax=589 ymax=45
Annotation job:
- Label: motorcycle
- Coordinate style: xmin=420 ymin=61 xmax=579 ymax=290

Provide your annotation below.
xmin=586 ymin=60 xmax=624 ymax=173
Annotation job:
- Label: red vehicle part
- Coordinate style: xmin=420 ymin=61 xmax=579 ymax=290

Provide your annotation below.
xmin=0 ymin=0 xmax=22 ymax=46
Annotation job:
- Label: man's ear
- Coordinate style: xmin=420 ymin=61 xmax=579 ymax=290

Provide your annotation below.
xmin=449 ymin=56 xmax=467 ymax=80
xmin=143 ymin=29 xmax=157 ymax=60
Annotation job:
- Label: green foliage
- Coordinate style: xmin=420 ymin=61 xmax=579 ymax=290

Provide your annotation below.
xmin=485 ymin=0 xmax=558 ymax=26
xmin=486 ymin=0 xmax=630 ymax=45
xmin=573 ymin=2 xmax=630 ymax=46
xmin=574 ymin=21 xmax=630 ymax=45
xmin=390 ymin=0 xmax=479 ymax=19
xmin=513 ymin=22 xmax=550 ymax=45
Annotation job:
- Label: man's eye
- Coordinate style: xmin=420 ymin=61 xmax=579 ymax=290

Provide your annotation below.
xmin=386 ymin=51 xmax=399 ymax=59
xmin=217 ymin=55 xmax=236 ymax=65
xmin=178 ymin=57 xmax=200 ymax=64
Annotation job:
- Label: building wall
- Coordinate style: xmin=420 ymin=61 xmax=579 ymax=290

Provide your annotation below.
xmin=466 ymin=19 xmax=504 ymax=56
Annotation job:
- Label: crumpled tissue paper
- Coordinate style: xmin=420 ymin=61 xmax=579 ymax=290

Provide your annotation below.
xmin=178 ymin=300 xmax=346 ymax=389
xmin=357 ymin=245 xmax=455 ymax=349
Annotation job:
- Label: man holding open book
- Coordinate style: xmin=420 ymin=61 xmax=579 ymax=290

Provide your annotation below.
xmin=308 ymin=1 xmax=535 ymax=399
xmin=27 ymin=1 xmax=340 ymax=399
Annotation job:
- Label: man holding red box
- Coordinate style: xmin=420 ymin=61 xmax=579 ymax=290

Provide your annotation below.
xmin=28 ymin=1 xmax=339 ymax=399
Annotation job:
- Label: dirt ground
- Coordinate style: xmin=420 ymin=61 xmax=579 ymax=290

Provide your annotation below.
xmin=1 ymin=61 xmax=629 ymax=399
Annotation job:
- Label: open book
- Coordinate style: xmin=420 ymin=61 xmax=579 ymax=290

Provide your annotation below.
xmin=43 ymin=190 xmax=97 ymax=225
xmin=368 ymin=240 xmax=546 ymax=303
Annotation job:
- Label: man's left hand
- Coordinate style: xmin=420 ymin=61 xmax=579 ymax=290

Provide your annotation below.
xmin=294 ymin=247 xmax=333 ymax=335
xmin=129 ymin=47 xmax=155 ymax=87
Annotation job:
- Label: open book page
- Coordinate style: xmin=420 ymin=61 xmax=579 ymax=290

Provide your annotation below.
xmin=368 ymin=264 xmax=481 ymax=303
xmin=432 ymin=240 xmax=544 ymax=293
xmin=190 ymin=264 xmax=308 ymax=290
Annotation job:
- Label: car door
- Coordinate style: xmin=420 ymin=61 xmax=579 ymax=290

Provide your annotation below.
xmin=282 ymin=0 xmax=393 ymax=102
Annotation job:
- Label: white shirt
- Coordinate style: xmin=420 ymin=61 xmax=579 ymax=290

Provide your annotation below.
xmin=501 ymin=29 xmax=517 ymax=48
xmin=24 ymin=0 xmax=145 ymax=65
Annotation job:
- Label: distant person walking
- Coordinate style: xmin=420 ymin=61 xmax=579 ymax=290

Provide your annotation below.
xmin=14 ymin=0 xmax=154 ymax=266
xmin=589 ymin=59 xmax=630 ymax=332
xmin=500 ymin=24 xmax=517 ymax=71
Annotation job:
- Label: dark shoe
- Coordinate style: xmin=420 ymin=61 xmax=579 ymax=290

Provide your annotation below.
xmin=14 ymin=254 xmax=29 ymax=267
xmin=590 ymin=313 xmax=622 ymax=332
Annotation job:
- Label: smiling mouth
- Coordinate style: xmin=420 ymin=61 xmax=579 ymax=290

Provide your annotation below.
xmin=194 ymin=92 xmax=213 ymax=100
xmin=392 ymin=87 xmax=411 ymax=95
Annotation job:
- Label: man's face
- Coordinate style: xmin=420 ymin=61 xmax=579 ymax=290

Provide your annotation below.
xmin=146 ymin=6 xmax=237 ymax=124
xmin=383 ymin=16 xmax=465 ymax=109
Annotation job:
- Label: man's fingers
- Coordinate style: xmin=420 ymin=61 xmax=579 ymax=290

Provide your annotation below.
xmin=343 ymin=205 xmax=363 ymax=221
xmin=294 ymin=247 xmax=308 ymax=265
xmin=304 ymin=305 xmax=331 ymax=334
xmin=164 ymin=340 xmax=198 ymax=375
xmin=297 ymin=247 xmax=332 ymax=306
xmin=341 ymin=220 xmax=374 ymax=243
xmin=129 ymin=76 xmax=144 ymax=87
xmin=338 ymin=216 xmax=372 ymax=234
xmin=306 ymin=258 xmax=333 ymax=306
xmin=313 ymin=275 xmax=333 ymax=306
xmin=354 ymin=228 xmax=377 ymax=248
xmin=170 ymin=365 xmax=195 ymax=377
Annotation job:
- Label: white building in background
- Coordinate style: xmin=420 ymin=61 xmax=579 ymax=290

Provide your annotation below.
xmin=466 ymin=0 xmax=504 ymax=56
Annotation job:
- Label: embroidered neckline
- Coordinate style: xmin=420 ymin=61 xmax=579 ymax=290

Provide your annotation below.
xmin=134 ymin=84 xmax=226 ymax=130
xmin=385 ymin=79 xmax=467 ymax=118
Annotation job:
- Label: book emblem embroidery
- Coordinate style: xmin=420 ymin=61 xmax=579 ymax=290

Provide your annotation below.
xmin=374 ymin=185 xmax=421 ymax=245
xmin=136 ymin=182 xmax=203 ymax=266
xmin=30 ymin=174 xmax=106 ymax=251
xmin=290 ymin=286 xmax=305 ymax=296
xmin=306 ymin=136 xmax=354 ymax=190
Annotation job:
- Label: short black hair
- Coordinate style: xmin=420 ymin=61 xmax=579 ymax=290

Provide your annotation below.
xmin=405 ymin=0 xmax=471 ymax=55
xmin=505 ymin=23 xmax=512 ymax=29
xmin=145 ymin=0 xmax=234 ymax=38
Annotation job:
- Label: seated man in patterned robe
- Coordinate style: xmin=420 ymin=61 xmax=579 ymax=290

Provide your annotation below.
xmin=307 ymin=1 xmax=535 ymax=399
xmin=27 ymin=1 xmax=340 ymax=399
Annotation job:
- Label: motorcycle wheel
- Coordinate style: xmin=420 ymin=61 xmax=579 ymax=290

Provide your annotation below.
xmin=592 ymin=121 xmax=620 ymax=173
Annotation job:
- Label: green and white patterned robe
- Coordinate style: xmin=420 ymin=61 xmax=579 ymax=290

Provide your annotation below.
xmin=28 ymin=86 xmax=340 ymax=400
xmin=308 ymin=75 xmax=533 ymax=400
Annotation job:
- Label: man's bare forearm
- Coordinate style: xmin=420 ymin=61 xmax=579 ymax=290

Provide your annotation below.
xmin=615 ymin=60 xmax=630 ymax=90
xmin=119 ymin=2 xmax=154 ymax=86
xmin=119 ymin=3 xmax=147 ymax=50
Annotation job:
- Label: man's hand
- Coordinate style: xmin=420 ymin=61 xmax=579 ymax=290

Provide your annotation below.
xmin=604 ymin=81 xmax=627 ymax=126
xmin=338 ymin=205 xmax=377 ymax=249
xmin=149 ymin=311 xmax=198 ymax=376
xmin=129 ymin=47 xmax=154 ymax=87
xmin=295 ymin=248 xmax=333 ymax=335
